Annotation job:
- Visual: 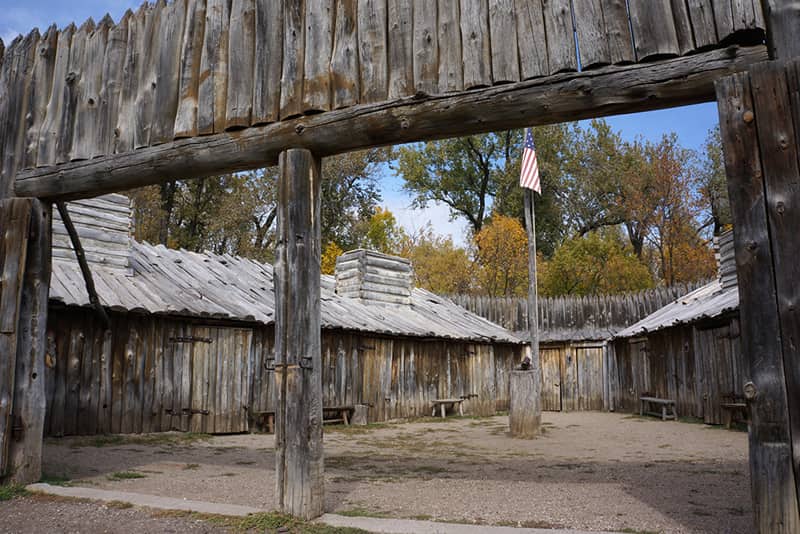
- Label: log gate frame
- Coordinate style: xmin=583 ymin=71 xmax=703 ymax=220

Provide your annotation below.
xmin=0 ymin=0 xmax=798 ymax=530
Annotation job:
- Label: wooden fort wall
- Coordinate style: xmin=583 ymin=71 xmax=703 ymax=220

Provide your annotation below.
xmin=609 ymin=315 xmax=746 ymax=424
xmin=42 ymin=306 xmax=524 ymax=436
xmin=0 ymin=1 xmax=769 ymax=200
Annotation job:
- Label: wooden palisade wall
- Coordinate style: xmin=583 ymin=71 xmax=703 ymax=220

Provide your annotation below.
xmin=2 ymin=1 xmax=767 ymax=199
xmin=450 ymin=283 xmax=704 ymax=338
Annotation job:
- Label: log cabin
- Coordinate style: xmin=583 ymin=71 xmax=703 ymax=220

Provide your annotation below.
xmin=609 ymin=231 xmax=744 ymax=425
xmin=44 ymin=194 xmax=525 ymax=436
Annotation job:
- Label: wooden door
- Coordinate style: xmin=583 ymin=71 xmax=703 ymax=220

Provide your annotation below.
xmin=540 ymin=347 xmax=562 ymax=411
xmin=560 ymin=345 xmax=579 ymax=411
xmin=169 ymin=325 xmax=252 ymax=434
xmin=577 ymin=345 xmax=604 ymax=411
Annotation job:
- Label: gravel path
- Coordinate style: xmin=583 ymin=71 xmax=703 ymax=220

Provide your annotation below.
xmin=0 ymin=495 xmax=222 ymax=533
xmin=41 ymin=411 xmax=751 ymax=533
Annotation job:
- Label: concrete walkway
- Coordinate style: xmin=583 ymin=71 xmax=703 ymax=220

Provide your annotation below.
xmin=27 ymin=483 xmax=619 ymax=534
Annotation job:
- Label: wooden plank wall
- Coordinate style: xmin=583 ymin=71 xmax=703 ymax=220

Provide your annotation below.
xmin=45 ymin=308 xmax=525 ymax=436
xmin=44 ymin=308 xmax=251 ymax=436
xmin=609 ymin=316 xmax=746 ymax=424
xmin=449 ymin=283 xmax=705 ymax=339
xmin=0 ymin=0 xmax=766 ymax=181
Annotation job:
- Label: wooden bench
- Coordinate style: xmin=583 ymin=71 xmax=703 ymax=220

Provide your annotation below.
xmin=721 ymin=395 xmax=748 ymax=429
xmin=323 ymin=405 xmax=355 ymax=425
xmin=431 ymin=398 xmax=464 ymax=418
xmin=251 ymin=410 xmax=275 ymax=434
xmin=639 ymin=396 xmax=677 ymax=421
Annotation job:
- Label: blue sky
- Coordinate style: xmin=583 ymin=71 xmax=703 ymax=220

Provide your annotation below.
xmin=3 ymin=1 xmax=720 ymax=244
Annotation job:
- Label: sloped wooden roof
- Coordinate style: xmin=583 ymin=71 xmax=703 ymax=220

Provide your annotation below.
xmin=50 ymin=240 xmax=523 ymax=344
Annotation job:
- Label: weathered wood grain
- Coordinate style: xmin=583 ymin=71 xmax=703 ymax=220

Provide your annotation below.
xmin=98 ymin=15 xmax=128 ymax=156
xmin=460 ymin=0 xmax=493 ymax=87
xmin=198 ymin=0 xmax=230 ymax=133
xmin=761 ymin=0 xmax=800 ymax=59
xmin=174 ymin=0 xmax=206 ymax=138
xmin=711 ymin=0 xmax=734 ymax=42
xmin=438 ymin=0 xmax=463 ymax=92
xmin=572 ymin=0 xmax=610 ymax=69
xmin=715 ymin=65 xmax=800 ymax=533
xmin=151 ymin=0 xmax=187 ymax=143
xmin=133 ymin=3 xmax=161 ymax=148
xmin=542 ymin=0 xmax=577 ymax=73
xmin=514 ymin=0 xmax=549 ymax=79
xmin=115 ymin=11 xmax=138 ymax=153
xmin=279 ymin=0 xmax=305 ymax=118
xmin=600 ymin=0 xmax=634 ymax=65
xmin=71 ymin=17 xmax=110 ymax=161
xmin=1 ymin=33 xmax=36 ymax=198
xmin=37 ymin=25 xmax=74 ymax=166
xmin=358 ymin=0 xmax=388 ymax=103
xmin=15 ymin=45 xmax=768 ymax=200
xmin=509 ymin=370 xmax=540 ymax=437
xmin=274 ymin=148 xmax=324 ymax=519
xmin=670 ymin=0 xmax=696 ymax=55
xmin=226 ymin=0 xmax=256 ymax=127
xmin=750 ymin=60 xmax=800 ymax=528
xmin=387 ymin=0 xmax=412 ymax=99
xmin=252 ymin=0 xmax=282 ymax=124
xmin=302 ymin=0 xmax=333 ymax=113
xmin=488 ymin=0 xmax=519 ymax=82
xmin=23 ymin=26 xmax=57 ymax=169
xmin=331 ymin=0 xmax=359 ymax=109
xmin=412 ymin=0 xmax=438 ymax=95
xmin=629 ymin=0 xmax=680 ymax=60
xmin=686 ymin=0 xmax=718 ymax=49
xmin=0 ymin=199 xmax=32 ymax=477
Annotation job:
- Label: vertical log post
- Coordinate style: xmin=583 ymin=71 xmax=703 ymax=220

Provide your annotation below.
xmin=273 ymin=148 xmax=324 ymax=520
xmin=716 ymin=60 xmax=800 ymax=532
xmin=6 ymin=200 xmax=51 ymax=484
xmin=0 ymin=198 xmax=51 ymax=485
xmin=509 ymin=189 xmax=542 ymax=438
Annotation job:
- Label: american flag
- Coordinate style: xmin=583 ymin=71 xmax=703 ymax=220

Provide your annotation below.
xmin=519 ymin=128 xmax=541 ymax=193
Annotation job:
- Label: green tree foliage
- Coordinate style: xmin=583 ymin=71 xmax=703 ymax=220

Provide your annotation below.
xmin=695 ymin=126 xmax=731 ymax=236
xmin=130 ymin=148 xmax=391 ymax=261
xmin=539 ymin=229 xmax=654 ymax=296
xmin=356 ymin=207 xmax=405 ymax=253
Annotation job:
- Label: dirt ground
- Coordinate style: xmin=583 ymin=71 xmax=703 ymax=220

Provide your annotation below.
xmin=35 ymin=411 xmax=749 ymax=533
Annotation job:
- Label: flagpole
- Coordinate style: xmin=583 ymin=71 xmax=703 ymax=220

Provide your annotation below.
xmin=523 ymin=188 xmax=540 ymax=376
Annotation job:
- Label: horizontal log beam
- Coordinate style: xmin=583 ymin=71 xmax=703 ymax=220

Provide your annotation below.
xmin=15 ymin=45 xmax=768 ymax=201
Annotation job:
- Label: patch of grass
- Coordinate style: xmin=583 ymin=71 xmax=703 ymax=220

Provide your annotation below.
xmin=152 ymin=509 xmax=370 ymax=533
xmin=107 ymin=471 xmax=146 ymax=481
xmin=337 ymin=508 xmax=391 ymax=519
xmin=0 ymin=484 xmax=28 ymax=501
xmin=39 ymin=473 xmax=72 ymax=486
xmin=106 ymin=500 xmax=134 ymax=509
xmin=324 ymin=423 xmax=390 ymax=436
xmin=183 ymin=463 xmax=200 ymax=470
xmin=235 ymin=460 xmax=257 ymax=465
xmin=68 ymin=432 xmax=211 ymax=449
xmin=411 ymin=514 xmax=433 ymax=521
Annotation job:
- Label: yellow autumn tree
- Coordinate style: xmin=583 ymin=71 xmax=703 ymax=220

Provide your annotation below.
xmin=474 ymin=215 xmax=530 ymax=297
xmin=321 ymin=242 xmax=344 ymax=275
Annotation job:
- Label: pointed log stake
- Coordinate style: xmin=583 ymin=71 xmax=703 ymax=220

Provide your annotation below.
xmin=54 ymin=201 xmax=110 ymax=329
xmin=274 ymin=148 xmax=324 ymax=519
